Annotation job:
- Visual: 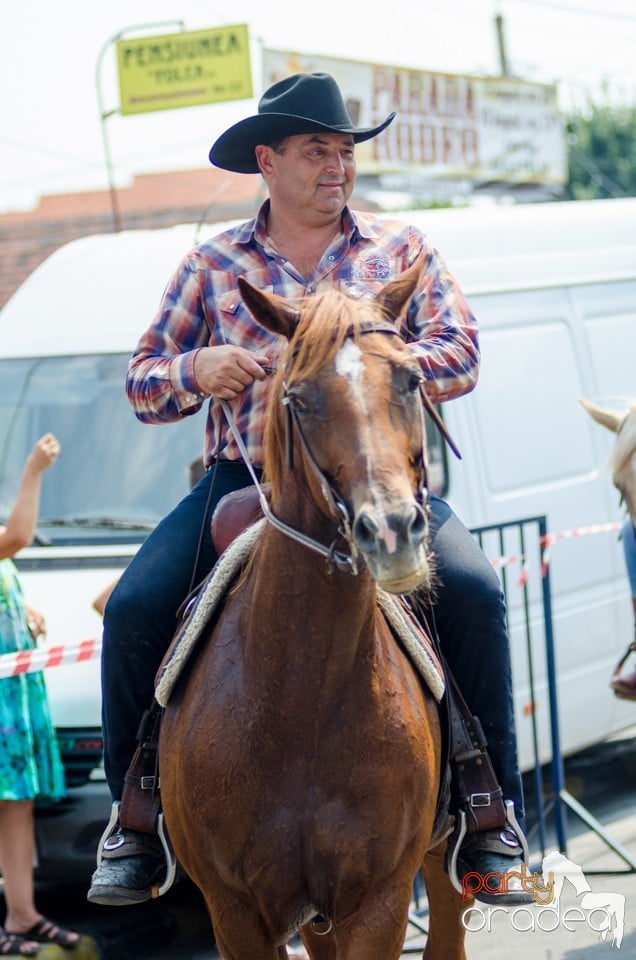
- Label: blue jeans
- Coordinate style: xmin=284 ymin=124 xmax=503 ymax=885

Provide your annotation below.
xmin=622 ymin=517 xmax=636 ymax=599
xmin=101 ymin=475 xmax=524 ymax=820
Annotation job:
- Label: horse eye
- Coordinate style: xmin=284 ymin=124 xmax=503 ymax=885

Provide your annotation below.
xmin=286 ymin=386 xmax=315 ymax=415
xmin=407 ymin=372 xmax=422 ymax=394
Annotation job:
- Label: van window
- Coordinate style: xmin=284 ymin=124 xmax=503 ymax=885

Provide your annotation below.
xmin=425 ymin=409 xmax=448 ymax=497
xmin=0 ymin=354 xmax=204 ymax=544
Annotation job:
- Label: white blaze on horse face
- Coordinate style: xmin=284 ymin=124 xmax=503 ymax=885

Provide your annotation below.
xmin=333 ymin=340 xmax=398 ymax=555
xmin=335 ymin=339 xmax=365 ymax=381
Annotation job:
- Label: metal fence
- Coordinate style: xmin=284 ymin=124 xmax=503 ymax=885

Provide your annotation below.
xmin=471 ymin=514 xmax=636 ymax=875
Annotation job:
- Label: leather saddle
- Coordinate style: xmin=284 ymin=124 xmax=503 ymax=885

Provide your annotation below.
xmin=211 ymin=484 xmax=269 ymax=557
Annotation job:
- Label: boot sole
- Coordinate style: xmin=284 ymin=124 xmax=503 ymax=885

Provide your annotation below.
xmin=87 ymin=884 xmax=153 ymax=906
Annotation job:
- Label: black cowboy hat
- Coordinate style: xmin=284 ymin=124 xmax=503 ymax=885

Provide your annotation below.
xmin=209 ymin=72 xmax=395 ymax=174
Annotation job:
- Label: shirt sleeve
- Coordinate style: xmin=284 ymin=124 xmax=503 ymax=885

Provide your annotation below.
xmin=404 ymin=230 xmax=480 ymax=403
xmin=126 ymin=258 xmax=210 ymax=423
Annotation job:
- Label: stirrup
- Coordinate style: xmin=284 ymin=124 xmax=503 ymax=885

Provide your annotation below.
xmin=446 ymin=800 xmax=529 ymax=895
xmin=96 ymin=800 xmax=178 ymax=898
xmin=156 ymin=812 xmax=178 ymax=897
xmin=96 ymin=800 xmax=121 ymax=865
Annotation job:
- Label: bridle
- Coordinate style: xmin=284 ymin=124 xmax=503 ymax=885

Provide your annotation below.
xmin=221 ymin=319 xmax=460 ymax=575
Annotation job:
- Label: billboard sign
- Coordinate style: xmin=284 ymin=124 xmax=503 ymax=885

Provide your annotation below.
xmin=117 ymin=24 xmax=253 ymax=116
xmin=263 ymin=50 xmax=566 ymax=186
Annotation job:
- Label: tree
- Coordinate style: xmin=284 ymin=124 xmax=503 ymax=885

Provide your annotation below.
xmin=566 ymin=102 xmax=636 ymax=200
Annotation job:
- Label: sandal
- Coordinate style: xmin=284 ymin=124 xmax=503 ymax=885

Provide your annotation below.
xmin=0 ymin=929 xmax=40 ymax=956
xmin=19 ymin=917 xmax=80 ymax=949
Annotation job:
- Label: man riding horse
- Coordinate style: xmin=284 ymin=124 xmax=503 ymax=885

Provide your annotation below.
xmin=88 ymin=72 xmax=531 ymax=909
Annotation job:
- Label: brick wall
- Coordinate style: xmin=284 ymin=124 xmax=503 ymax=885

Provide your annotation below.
xmin=0 ymin=168 xmax=267 ymax=310
xmin=0 ymin=167 xmax=381 ymax=311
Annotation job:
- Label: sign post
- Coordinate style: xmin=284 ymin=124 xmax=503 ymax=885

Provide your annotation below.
xmin=95 ymin=21 xmax=185 ymax=231
xmin=95 ymin=23 xmax=253 ymax=232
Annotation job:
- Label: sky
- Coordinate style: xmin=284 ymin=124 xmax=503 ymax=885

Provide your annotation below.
xmin=2 ymin=0 xmax=635 ymax=214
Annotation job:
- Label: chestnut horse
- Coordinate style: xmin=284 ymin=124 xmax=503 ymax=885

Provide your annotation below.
xmin=159 ymin=263 xmax=468 ymax=959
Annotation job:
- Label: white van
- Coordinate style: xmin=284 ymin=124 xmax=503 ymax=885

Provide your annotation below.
xmin=0 ymin=223 xmax=216 ymax=882
xmin=1 ymin=198 xmax=634 ymax=880
xmin=419 ymin=197 xmax=636 ymax=781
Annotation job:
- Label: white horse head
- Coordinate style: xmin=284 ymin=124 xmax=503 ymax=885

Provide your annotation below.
xmin=579 ymin=397 xmax=636 ymax=529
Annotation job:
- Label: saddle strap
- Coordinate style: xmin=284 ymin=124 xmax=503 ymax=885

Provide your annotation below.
xmin=446 ymin=671 xmax=507 ymax=834
xmin=402 ymin=593 xmax=507 ymax=834
xmin=119 ymin=700 xmax=163 ymax=835
xmin=400 ymin=594 xmax=507 ymax=835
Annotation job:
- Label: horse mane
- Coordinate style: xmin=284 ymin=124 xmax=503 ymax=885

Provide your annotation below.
xmin=263 ymin=289 xmax=391 ymax=504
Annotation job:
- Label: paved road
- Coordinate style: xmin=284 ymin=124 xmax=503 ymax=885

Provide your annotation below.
xmin=21 ymin=728 xmax=636 ymax=959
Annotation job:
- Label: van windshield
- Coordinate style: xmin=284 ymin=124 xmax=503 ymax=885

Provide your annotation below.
xmin=0 ymin=354 xmax=205 ymax=545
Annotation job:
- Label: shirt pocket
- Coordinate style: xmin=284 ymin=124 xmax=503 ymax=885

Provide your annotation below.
xmin=207 ymin=271 xmax=279 ymax=350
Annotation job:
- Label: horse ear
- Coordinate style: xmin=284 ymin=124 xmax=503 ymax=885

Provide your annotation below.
xmin=578 ymin=397 xmax=622 ymax=434
xmin=237 ymin=276 xmax=299 ymax=340
xmin=376 ymin=260 xmax=423 ymax=324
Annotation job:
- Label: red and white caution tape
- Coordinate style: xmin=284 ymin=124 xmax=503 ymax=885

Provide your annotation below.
xmin=484 ymin=520 xmax=623 ymax=586
xmin=488 ymin=554 xmax=531 ymax=587
xmin=0 ymin=638 xmax=102 ymax=680
xmin=539 ymin=520 xmax=623 ymax=575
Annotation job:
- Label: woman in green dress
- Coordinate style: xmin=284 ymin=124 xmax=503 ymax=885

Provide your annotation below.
xmin=0 ymin=435 xmax=80 ymax=955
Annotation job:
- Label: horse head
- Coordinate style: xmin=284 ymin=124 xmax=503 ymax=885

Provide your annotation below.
xmin=579 ymin=397 xmax=636 ymax=527
xmin=237 ymin=262 xmax=433 ymax=594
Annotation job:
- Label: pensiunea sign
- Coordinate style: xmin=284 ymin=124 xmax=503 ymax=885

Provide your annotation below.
xmin=117 ymin=24 xmax=253 ymax=116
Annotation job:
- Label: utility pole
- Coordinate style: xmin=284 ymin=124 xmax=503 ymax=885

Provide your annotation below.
xmin=494 ymin=12 xmax=510 ymax=77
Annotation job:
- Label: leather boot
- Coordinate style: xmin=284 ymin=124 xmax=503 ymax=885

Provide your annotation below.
xmin=457 ymin=822 xmax=534 ymax=905
xmin=87 ymin=828 xmax=166 ymax=906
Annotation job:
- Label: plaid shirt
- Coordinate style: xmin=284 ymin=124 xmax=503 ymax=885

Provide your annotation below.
xmin=126 ymin=201 xmax=479 ymax=466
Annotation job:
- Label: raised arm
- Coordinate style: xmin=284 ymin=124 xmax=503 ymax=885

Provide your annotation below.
xmin=0 ymin=434 xmax=60 ymax=559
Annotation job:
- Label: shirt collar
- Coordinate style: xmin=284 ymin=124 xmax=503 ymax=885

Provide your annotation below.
xmin=231 ymin=200 xmax=378 ymax=249
xmin=228 ymin=203 xmax=267 ymax=248
xmin=345 ymin=207 xmax=379 ymax=242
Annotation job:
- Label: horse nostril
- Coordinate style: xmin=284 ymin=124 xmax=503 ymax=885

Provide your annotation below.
xmin=354 ymin=506 xmax=428 ymax=555
xmin=353 ymin=511 xmax=380 ymax=553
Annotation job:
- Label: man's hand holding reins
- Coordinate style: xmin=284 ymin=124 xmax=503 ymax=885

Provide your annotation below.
xmin=194 ymin=345 xmax=271 ymax=401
